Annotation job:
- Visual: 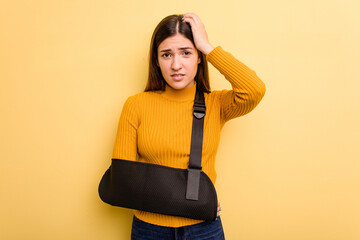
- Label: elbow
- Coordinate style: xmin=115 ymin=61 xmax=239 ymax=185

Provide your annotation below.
xmin=258 ymin=81 xmax=266 ymax=101
xmin=250 ymin=80 xmax=266 ymax=106
xmin=243 ymin=81 xmax=266 ymax=114
xmin=249 ymin=71 xmax=266 ymax=103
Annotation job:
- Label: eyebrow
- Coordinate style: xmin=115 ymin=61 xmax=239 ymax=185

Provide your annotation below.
xmin=159 ymin=47 xmax=194 ymax=52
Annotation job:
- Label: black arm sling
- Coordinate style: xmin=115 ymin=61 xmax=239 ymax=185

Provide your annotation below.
xmin=98 ymin=85 xmax=218 ymax=221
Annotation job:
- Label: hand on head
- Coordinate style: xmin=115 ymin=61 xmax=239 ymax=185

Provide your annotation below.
xmin=182 ymin=13 xmax=214 ymax=55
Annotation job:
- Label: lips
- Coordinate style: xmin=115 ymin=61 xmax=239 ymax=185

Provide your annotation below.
xmin=171 ymin=74 xmax=185 ymax=81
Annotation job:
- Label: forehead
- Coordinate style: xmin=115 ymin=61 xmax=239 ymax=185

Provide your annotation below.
xmin=158 ymin=34 xmax=195 ymax=51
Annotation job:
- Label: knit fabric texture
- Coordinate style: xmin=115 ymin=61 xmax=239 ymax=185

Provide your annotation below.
xmin=111 ymin=46 xmax=266 ymax=227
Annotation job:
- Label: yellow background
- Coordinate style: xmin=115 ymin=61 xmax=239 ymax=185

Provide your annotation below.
xmin=1 ymin=0 xmax=359 ymax=239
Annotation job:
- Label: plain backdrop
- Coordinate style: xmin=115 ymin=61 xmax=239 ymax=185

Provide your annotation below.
xmin=1 ymin=0 xmax=359 ymax=239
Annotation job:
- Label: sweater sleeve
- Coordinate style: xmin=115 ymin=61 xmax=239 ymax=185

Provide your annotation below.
xmin=112 ymin=95 xmax=139 ymax=161
xmin=206 ymin=46 xmax=266 ymax=124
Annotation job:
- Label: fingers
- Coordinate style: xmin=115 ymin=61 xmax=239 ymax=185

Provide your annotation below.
xmin=181 ymin=13 xmax=214 ymax=55
xmin=183 ymin=13 xmax=201 ymax=21
xmin=183 ymin=13 xmax=199 ymax=23
xmin=217 ymin=202 xmax=222 ymax=217
xmin=182 ymin=13 xmax=203 ymax=29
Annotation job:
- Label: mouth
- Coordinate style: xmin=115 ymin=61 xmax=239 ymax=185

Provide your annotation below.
xmin=171 ymin=74 xmax=185 ymax=81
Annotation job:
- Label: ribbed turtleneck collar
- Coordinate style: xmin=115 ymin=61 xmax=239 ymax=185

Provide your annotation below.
xmin=160 ymin=82 xmax=197 ymax=102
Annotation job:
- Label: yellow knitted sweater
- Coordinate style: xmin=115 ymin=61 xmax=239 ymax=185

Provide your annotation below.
xmin=112 ymin=46 xmax=266 ymax=227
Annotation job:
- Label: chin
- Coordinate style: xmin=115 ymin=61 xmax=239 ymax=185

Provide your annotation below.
xmin=167 ymin=81 xmax=194 ymax=90
xmin=170 ymin=84 xmax=185 ymax=90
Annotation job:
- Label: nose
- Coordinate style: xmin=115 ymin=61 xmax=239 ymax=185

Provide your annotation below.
xmin=171 ymin=55 xmax=182 ymax=71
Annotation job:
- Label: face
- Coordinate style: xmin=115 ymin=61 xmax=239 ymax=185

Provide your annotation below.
xmin=157 ymin=34 xmax=201 ymax=90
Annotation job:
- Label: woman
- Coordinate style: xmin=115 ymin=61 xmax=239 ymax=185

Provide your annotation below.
xmin=112 ymin=13 xmax=266 ymax=239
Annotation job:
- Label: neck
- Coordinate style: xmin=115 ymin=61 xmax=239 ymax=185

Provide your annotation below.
xmin=161 ymin=82 xmax=197 ymax=102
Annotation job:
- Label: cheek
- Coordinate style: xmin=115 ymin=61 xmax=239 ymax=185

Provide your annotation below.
xmin=158 ymin=61 xmax=166 ymax=73
xmin=190 ymin=61 xmax=199 ymax=74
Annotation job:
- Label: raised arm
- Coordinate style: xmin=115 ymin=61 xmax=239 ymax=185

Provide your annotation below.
xmin=183 ymin=13 xmax=266 ymax=124
xmin=207 ymin=46 xmax=266 ymax=123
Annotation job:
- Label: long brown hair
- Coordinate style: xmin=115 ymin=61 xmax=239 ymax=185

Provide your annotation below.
xmin=144 ymin=14 xmax=210 ymax=93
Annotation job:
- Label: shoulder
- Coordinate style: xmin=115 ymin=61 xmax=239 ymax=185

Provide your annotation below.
xmin=123 ymin=90 xmax=163 ymax=110
xmin=126 ymin=90 xmax=162 ymax=102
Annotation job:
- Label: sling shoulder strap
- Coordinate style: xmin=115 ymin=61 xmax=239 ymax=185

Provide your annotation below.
xmin=186 ymin=84 xmax=206 ymax=201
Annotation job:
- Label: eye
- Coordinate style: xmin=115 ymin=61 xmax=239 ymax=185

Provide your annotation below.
xmin=183 ymin=51 xmax=191 ymax=56
xmin=161 ymin=53 xmax=171 ymax=58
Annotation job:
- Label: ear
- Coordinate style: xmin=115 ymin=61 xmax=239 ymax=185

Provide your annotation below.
xmin=197 ymin=57 xmax=201 ymax=64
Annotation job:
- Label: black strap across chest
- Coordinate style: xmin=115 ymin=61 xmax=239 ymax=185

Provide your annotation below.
xmin=186 ymin=85 xmax=206 ymax=201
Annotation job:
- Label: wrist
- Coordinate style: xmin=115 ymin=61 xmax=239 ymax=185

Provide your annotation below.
xmin=201 ymin=44 xmax=214 ymax=56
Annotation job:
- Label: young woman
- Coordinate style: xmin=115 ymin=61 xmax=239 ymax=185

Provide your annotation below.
xmin=111 ymin=13 xmax=266 ymax=239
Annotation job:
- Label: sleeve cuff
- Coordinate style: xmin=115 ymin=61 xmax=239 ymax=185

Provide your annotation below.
xmin=205 ymin=46 xmax=224 ymax=62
